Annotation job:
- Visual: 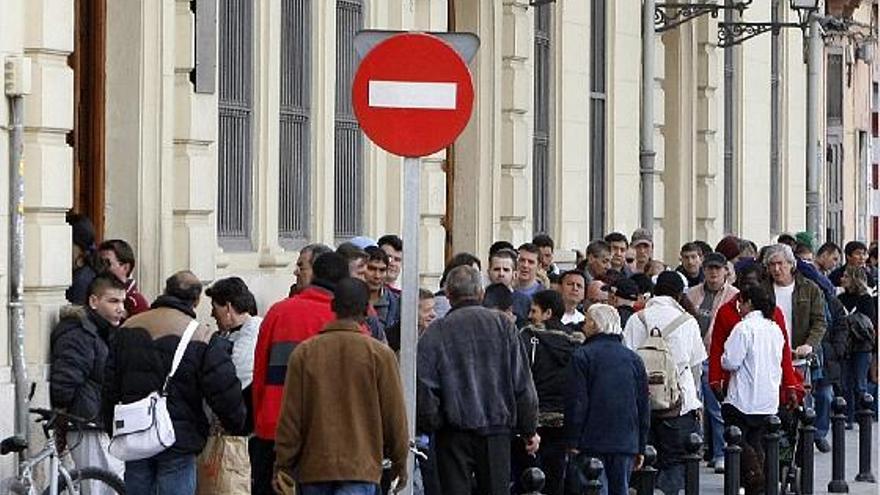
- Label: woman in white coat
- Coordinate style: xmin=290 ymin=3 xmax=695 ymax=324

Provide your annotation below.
xmin=721 ymin=284 xmax=784 ymax=495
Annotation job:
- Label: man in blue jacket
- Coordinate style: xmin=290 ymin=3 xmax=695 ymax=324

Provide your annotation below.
xmin=565 ymin=304 xmax=650 ymax=495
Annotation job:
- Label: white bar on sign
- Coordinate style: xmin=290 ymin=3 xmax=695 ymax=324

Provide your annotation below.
xmin=368 ymin=81 xmax=457 ymax=110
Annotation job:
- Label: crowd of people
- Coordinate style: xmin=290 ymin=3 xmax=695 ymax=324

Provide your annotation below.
xmin=49 ymin=212 xmax=877 ymax=495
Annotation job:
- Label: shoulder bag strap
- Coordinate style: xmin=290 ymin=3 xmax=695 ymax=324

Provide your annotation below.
xmin=162 ymin=319 xmax=200 ymax=393
xmin=660 ymin=312 xmax=692 ymax=339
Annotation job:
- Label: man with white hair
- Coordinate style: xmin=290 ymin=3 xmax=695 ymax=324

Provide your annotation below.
xmin=763 ymin=243 xmax=830 ymax=451
xmin=565 ymin=304 xmax=650 ymax=495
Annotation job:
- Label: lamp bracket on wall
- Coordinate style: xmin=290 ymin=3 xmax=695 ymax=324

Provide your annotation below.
xmin=717 ymin=21 xmax=804 ymax=47
xmin=655 ymin=1 xmax=752 ymax=33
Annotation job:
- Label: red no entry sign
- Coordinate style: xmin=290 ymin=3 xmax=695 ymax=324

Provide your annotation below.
xmin=352 ymin=32 xmax=475 ymax=157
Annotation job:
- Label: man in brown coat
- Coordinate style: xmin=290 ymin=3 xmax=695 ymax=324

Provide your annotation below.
xmin=274 ymin=277 xmax=409 ymax=495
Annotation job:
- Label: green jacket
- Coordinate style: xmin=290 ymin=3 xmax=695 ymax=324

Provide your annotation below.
xmin=771 ymin=274 xmax=827 ymax=350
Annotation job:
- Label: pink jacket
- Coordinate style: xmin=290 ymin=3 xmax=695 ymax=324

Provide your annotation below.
xmin=687 ymin=283 xmax=739 ymax=348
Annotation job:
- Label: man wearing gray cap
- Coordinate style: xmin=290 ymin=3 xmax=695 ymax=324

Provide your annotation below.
xmin=630 ymin=228 xmax=654 ymax=275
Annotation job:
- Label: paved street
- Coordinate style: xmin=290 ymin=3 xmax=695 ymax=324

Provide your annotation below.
xmin=699 ymin=426 xmax=879 ymax=494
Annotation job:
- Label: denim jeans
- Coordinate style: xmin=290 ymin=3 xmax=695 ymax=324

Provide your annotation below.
xmin=812 ymin=380 xmax=834 ymax=439
xmin=298 ymin=482 xmax=380 ymax=495
xmin=844 ymin=351 xmax=872 ymax=423
xmin=701 ymin=361 xmax=725 ymax=462
xmin=125 ymin=450 xmax=196 ymax=495
xmin=592 ymin=453 xmax=635 ymax=495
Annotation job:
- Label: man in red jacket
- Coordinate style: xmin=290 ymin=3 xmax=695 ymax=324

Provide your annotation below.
xmin=250 ymin=251 xmax=356 ymax=495
xmin=709 ymin=262 xmax=802 ymax=406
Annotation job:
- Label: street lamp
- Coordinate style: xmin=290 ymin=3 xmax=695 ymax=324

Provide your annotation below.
xmin=655 ymin=0 xmax=752 ymax=33
xmin=717 ymin=0 xmax=820 ymax=47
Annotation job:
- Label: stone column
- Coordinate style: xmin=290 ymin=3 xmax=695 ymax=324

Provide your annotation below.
xmin=695 ymin=16 xmax=721 ymax=243
xmin=452 ymin=1 xmax=501 ymax=255
xmin=171 ymin=0 xmax=219 ymax=279
xmin=556 ymin=0 xmax=590 ymax=251
xmin=607 ymin=0 xmax=643 ymax=237
xmin=21 ymin=0 xmax=75 ymax=366
xmin=660 ymin=24 xmax=697 ymax=262
xmin=497 ymin=0 xmax=533 ymax=245
xmin=105 ymin=0 xmax=176 ymax=296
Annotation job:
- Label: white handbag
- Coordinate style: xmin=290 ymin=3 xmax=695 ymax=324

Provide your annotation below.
xmin=109 ymin=319 xmax=199 ymax=462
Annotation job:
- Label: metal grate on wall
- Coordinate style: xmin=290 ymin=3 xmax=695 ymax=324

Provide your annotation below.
xmin=218 ymin=0 xmax=254 ymax=249
xmin=589 ymin=0 xmax=607 ymax=241
xmin=334 ymin=0 xmax=364 ymax=241
xmin=280 ymin=0 xmax=311 ymax=246
xmin=533 ymin=2 xmax=552 ymax=236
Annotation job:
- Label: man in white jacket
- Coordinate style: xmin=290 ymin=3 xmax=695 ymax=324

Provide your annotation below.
xmin=624 ymin=271 xmax=706 ymax=495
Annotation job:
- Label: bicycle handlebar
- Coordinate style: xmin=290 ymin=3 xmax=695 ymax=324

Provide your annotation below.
xmin=28 ymin=408 xmax=95 ymax=429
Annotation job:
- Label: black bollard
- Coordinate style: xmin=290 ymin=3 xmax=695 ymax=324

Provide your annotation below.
xmin=685 ymin=433 xmax=702 ymax=495
xmin=764 ymin=415 xmax=782 ymax=495
xmin=828 ymin=397 xmax=849 ymax=493
xmin=520 ymin=467 xmax=546 ymax=495
xmin=855 ymin=394 xmax=876 ymax=483
xmin=723 ymin=426 xmax=743 ymax=495
xmin=584 ymin=457 xmax=604 ymax=495
xmin=632 ymin=445 xmax=658 ymax=495
xmin=798 ymin=408 xmax=816 ymax=495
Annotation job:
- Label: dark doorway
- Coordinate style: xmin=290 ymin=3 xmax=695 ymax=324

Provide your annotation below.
xmin=69 ymin=0 xmax=107 ymax=238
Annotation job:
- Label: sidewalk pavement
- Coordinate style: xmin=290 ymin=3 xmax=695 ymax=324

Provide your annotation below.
xmin=697 ymin=425 xmax=879 ymax=495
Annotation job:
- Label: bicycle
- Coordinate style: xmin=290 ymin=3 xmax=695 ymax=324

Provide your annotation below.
xmin=780 ymin=352 xmax=817 ymax=495
xmin=0 ymin=408 xmax=125 ymax=495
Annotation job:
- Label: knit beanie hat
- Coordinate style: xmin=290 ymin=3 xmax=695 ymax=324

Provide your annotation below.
xmin=715 ymin=235 xmax=740 ymax=261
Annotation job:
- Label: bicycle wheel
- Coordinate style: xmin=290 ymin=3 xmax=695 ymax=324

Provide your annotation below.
xmin=42 ymin=467 xmax=126 ymax=495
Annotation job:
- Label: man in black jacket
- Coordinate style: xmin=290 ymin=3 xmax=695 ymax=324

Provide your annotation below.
xmin=51 ymin=274 xmax=127 ymax=493
xmin=518 ymin=289 xmax=584 ymax=495
xmin=417 ymin=265 xmax=539 ymax=495
xmin=104 ymin=271 xmax=247 ymax=495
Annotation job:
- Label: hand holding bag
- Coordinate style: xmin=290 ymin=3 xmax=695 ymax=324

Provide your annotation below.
xmin=109 ymin=319 xmax=199 ymax=461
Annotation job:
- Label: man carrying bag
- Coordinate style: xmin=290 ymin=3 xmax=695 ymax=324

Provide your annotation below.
xmin=103 ymin=271 xmax=247 ymax=495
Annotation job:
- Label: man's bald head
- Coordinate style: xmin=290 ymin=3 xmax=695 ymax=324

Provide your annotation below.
xmin=164 ymin=270 xmax=203 ymax=307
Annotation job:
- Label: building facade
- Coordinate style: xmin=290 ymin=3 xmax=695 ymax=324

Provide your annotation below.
xmin=0 ymin=0 xmax=875 ymax=473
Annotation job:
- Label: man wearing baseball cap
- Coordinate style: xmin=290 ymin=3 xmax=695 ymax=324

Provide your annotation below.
xmin=630 ymin=228 xmax=654 ymax=275
xmin=687 ymin=252 xmax=740 ymax=472
xmin=604 ymin=277 xmax=641 ymax=327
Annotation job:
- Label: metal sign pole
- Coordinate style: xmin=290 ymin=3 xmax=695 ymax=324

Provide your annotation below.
xmin=399 ymin=156 xmax=421 ymax=495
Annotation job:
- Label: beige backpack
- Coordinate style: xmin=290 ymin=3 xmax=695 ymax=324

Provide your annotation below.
xmin=636 ymin=311 xmax=691 ymax=418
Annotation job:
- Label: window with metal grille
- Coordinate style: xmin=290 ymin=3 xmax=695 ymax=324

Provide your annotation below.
xmin=279 ymin=0 xmax=311 ymax=246
xmin=589 ymin=0 xmax=607 ymax=240
xmin=826 ymin=141 xmax=844 ymax=245
xmin=827 ymin=54 xmax=843 ymax=127
xmin=334 ymin=0 xmax=364 ymax=241
xmin=217 ymin=0 xmax=254 ymax=249
xmin=533 ymin=2 xmax=552 ymax=236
